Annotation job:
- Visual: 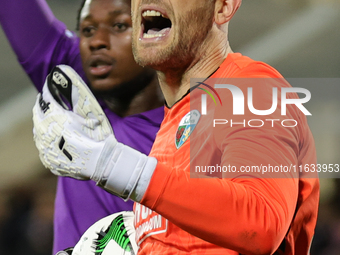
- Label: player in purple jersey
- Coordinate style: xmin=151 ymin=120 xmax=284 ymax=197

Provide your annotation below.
xmin=0 ymin=0 xmax=164 ymax=253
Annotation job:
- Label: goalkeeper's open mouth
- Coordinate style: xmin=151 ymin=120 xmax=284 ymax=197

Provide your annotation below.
xmin=139 ymin=7 xmax=172 ymax=42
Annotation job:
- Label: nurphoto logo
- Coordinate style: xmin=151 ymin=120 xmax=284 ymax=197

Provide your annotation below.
xmin=198 ymin=82 xmax=311 ymax=116
xmin=193 ymin=80 xmax=312 ymax=129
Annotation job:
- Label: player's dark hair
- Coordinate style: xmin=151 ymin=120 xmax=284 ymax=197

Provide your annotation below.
xmin=76 ymin=0 xmax=87 ymax=31
xmin=76 ymin=0 xmax=131 ymax=31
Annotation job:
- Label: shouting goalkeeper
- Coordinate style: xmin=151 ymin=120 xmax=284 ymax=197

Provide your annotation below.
xmin=32 ymin=0 xmax=319 ymax=254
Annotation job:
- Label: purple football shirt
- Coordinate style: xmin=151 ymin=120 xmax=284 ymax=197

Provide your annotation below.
xmin=0 ymin=1 xmax=163 ymax=253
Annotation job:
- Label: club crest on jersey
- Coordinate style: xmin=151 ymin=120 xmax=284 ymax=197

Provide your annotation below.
xmin=175 ymin=110 xmax=200 ymax=149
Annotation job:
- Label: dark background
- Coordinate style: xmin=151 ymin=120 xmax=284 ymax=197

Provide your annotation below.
xmin=0 ymin=0 xmax=339 ymax=254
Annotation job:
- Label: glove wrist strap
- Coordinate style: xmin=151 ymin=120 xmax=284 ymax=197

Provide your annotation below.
xmin=93 ymin=139 xmax=157 ymax=201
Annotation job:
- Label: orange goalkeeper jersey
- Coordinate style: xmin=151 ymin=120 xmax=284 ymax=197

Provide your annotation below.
xmin=134 ymin=53 xmax=319 ymax=255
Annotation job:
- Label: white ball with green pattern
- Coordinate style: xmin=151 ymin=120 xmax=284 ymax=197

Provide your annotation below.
xmin=73 ymin=211 xmax=137 ymax=255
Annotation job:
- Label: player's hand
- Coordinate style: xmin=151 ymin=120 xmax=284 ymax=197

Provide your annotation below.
xmin=32 ymin=65 xmax=157 ymax=201
xmin=32 ymin=65 xmax=114 ymax=180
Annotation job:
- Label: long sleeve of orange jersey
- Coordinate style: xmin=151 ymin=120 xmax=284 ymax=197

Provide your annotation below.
xmin=141 ymin=138 xmax=298 ymax=254
xmin=140 ymin=78 xmax=317 ymax=254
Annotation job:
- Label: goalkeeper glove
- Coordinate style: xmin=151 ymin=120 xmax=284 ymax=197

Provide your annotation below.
xmin=32 ymin=65 xmax=157 ymax=201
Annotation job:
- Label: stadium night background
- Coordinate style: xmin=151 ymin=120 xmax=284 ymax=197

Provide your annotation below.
xmin=0 ymin=0 xmax=339 ymax=254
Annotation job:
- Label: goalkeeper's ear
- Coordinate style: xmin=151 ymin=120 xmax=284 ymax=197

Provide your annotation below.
xmin=214 ymin=0 xmax=242 ymax=25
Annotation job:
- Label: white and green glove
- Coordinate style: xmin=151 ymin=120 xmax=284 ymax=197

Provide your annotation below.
xmin=32 ymin=65 xmax=156 ymax=201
